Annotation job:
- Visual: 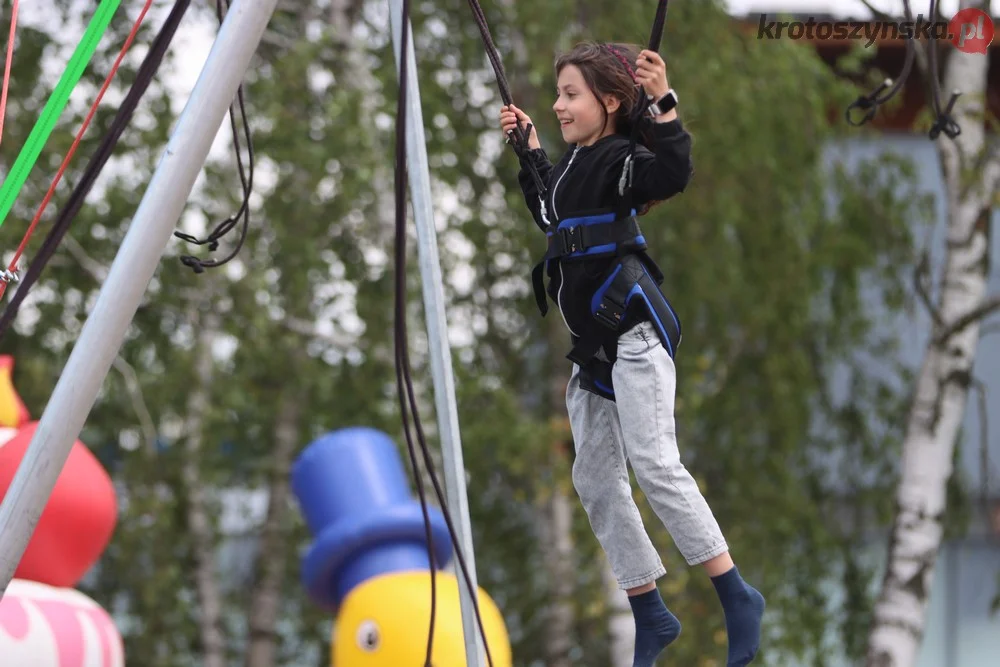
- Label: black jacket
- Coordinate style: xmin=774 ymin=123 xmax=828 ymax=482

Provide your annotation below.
xmin=516 ymin=118 xmax=693 ymax=347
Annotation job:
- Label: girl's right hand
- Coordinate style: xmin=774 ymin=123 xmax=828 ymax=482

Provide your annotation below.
xmin=500 ymin=104 xmax=540 ymax=150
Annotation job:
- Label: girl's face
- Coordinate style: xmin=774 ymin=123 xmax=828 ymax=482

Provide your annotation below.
xmin=552 ymin=64 xmax=619 ymax=147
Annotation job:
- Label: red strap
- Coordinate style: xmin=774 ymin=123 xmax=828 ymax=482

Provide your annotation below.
xmin=0 ymin=0 xmax=154 ymax=299
xmin=0 ymin=0 xmax=19 ymax=151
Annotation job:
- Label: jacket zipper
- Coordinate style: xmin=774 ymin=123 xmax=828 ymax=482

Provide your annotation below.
xmin=552 ymin=146 xmax=581 ymax=337
xmin=550 ymin=145 xmax=580 ymax=222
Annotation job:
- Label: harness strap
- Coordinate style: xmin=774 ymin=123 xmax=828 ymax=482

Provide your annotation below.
xmin=531 ymin=260 xmax=548 ymax=315
xmin=530 ymin=212 xmax=644 ymax=317
xmin=547 ymin=216 xmax=642 ymax=258
xmin=591 ymin=261 xmax=633 ymax=330
xmin=578 ymin=355 xmax=616 ymax=401
xmin=632 ymin=264 xmax=681 ymax=357
xmin=566 ymin=332 xmax=607 ymax=368
xmin=566 ymin=258 xmax=633 ymax=367
xmin=568 ymin=253 xmax=682 ymax=401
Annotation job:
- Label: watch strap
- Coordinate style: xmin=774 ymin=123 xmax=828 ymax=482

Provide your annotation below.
xmin=647 ymin=89 xmax=678 ymax=116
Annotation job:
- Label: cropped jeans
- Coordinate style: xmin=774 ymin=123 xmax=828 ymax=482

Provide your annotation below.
xmin=566 ymin=320 xmax=729 ymax=589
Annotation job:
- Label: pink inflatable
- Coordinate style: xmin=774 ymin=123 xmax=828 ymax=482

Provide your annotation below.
xmin=0 ymin=579 xmax=124 ymax=667
xmin=0 ymin=355 xmax=125 ymax=665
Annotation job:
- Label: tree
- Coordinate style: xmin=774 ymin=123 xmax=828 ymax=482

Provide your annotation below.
xmin=0 ymin=1 xmax=934 ymax=665
xmin=858 ymin=1 xmax=1000 ymax=664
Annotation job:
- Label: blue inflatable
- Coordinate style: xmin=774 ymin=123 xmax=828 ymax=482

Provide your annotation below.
xmin=291 ymin=426 xmax=453 ymax=608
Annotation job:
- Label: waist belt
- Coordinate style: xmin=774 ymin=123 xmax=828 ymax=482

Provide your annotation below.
xmin=530 ymin=210 xmax=644 ymax=316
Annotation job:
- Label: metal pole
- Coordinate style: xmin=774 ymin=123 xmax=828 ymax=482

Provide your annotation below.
xmin=387 ymin=3 xmax=485 ymax=666
xmin=0 ymin=0 xmax=280 ymax=598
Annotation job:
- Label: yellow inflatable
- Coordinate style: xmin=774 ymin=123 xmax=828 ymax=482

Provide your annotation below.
xmin=290 ymin=427 xmax=513 ymax=667
xmin=334 ymin=571 xmax=511 ymax=666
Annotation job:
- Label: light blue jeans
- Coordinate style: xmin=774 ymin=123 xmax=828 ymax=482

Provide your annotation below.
xmin=566 ymin=321 xmax=729 ymax=589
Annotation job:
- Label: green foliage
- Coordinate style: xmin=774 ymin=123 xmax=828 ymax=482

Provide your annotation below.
xmin=992 ymin=570 xmax=1000 ymax=615
xmin=0 ymin=1 xmax=929 ymax=666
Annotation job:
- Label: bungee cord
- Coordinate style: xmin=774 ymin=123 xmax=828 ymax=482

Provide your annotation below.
xmin=621 ymin=1 xmax=669 ymax=212
xmin=392 ymin=0 xmax=496 ymax=663
xmin=845 ymin=0 xmax=961 ymax=140
xmin=172 ymin=0 xmax=255 ymax=274
xmin=923 ymin=0 xmax=961 ymax=139
xmin=463 ymin=0 xmax=547 ymax=231
xmin=0 ymin=0 xmax=156 ymax=301
xmin=0 ymin=0 xmax=192 ymax=340
xmin=0 ymin=0 xmax=122 ymax=235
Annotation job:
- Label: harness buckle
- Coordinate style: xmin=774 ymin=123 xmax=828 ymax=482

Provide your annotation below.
xmin=557 ymin=226 xmax=578 ymax=254
xmin=594 ymin=294 xmax=626 ymax=330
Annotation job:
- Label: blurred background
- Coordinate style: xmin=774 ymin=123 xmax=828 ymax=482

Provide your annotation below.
xmin=0 ymin=0 xmax=996 ymax=665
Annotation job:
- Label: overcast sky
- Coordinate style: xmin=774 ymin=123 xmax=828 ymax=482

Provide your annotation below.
xmin=7 ymin=1 xmax=982 ymax=146
xmin=728 ymin=0 xmax=971 ymax=16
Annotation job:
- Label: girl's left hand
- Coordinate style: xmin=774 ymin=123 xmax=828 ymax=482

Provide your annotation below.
xmin=635 ymin=49 xmax=669 ymax=100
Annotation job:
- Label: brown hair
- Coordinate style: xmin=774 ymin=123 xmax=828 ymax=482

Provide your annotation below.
xmin=554 ymin=41 xmax=655 ymax=150
xmin=554 ymin=41 xmax=662 ymax=214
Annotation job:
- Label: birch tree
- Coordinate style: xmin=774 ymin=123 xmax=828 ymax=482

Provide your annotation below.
xmin=862 ymin=1 xmax=1000 ymax=664
xmin=602 ymin=558 xmax=635 ymax=667
xmin=181 ymin=300 xmax=226 ymax=667
xmin=0 ymin=1 xmax=934 ymax=664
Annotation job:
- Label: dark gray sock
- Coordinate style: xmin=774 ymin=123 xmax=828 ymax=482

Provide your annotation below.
xmin=711 ymin=566 xmax=765 ymax=666
xmin=628 ymin=588 xmax=681 ymax=667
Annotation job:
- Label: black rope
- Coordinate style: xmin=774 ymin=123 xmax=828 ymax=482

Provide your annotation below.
xmin=463 ymin=0 xmax=547 ymax=223
xmin=393 ymin=6 xmax=438 ymax=663
xmin=172 ymin=0 xmax=255 ymax=272
xmin=629 ymin=0 xmax=670 ymax=125
xmin=617 ymin=1 xmax=670 ymax=216
xmin=845 ymin=0 xmax=960 ymax=140
xmin=628 ymin=4 xmax=669 ymax=134
xmin=925 ymin=0 xmax=961 ymax=140
xmin=0 ymin=0 xmax=192 ymax=341
xmin=394 ymin=1 xmax=495 ymax=665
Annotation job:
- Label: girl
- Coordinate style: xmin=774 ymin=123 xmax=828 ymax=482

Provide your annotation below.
xmin=499 ymin=43 xmax=765 ymax=666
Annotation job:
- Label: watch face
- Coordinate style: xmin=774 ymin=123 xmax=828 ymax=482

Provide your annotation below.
xmin=648 ymin=91 xmax=677 ymax=116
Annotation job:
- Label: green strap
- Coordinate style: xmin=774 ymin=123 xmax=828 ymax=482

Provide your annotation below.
xmin=0 ymin=0 xmax=122 ymax=231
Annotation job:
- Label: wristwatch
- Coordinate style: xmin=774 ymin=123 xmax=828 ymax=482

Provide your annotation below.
xmin=647 ymin=89 xmax=678 ymax=117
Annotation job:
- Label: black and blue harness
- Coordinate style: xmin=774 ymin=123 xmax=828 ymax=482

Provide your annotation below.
xmin=530 ymin=202 xmax=683 ymax=402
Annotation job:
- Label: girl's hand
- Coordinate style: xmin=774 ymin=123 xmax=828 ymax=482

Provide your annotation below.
xmin=500 ymin=104 xmax=541 ymax=150
xmin=635 ymin=49 xmax=670 ymax=101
